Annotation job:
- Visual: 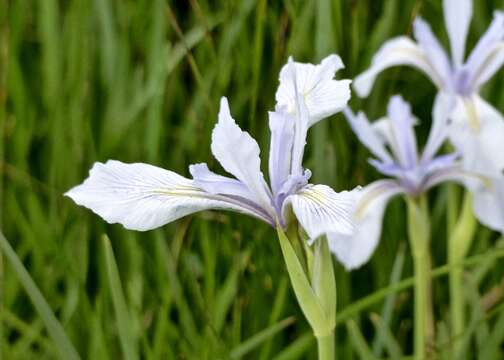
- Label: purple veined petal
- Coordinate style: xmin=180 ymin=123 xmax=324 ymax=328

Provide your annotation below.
xmin=268 ymin=108 xmax=295 ymax=197
xmin=276 ymin=54 xmax=351 ymax=125
xmin=211 ymin=97 xmax=275 ymax=217
xmin=65 ymin=160 xmax=275 ymax=230
xmin=368 ymin=159 xmax=404 ymax=178
xmin=447 ymin=95 xmax=504 ymax=177
xmin=421 ymin=92 xmax=455 ymax=163
xmin=387 ymin=96 xmax=419 ymax=169
xmin=465 ymin=11 xmax=504 ymax=89
xmin=443 ymin=0 xmax=473 ymax=66
xmin=354 ymin=37 xmax=444 ymax=97
xmin=370 ymin=158 xmax=426 ymax=194
xmin=274 ymin=170 xmax=311 ymax=216
xmin=283 ymin=184 xmax=361 ymax=242
xmin=422 ymin=153 xmax=460 ymax=177
xmin=413 ymin=17 xmax=453 ymax=90
xmin=189 ymin=163 xmax=257 ymax=202
xmin=327 ymin=179 xmax=404 ymax=270
xmin=344 ymin=107 xmax=393 ymax=163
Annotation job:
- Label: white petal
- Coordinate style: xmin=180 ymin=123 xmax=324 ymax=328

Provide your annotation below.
xmin=285 ymin=184 xmax=360 ymax=242
xmin=65 ymin=160 xmax=273 ymax=231
xmin=354 ymin=37 xmax=443 ymax=97
xmin=276 ymin=54 xmax=351 ymax=125
xmin=413 ymin=18 xmax=453 ymax=86
xmin=472 ymin=177 xmax=504 ymax=233
xmin=443 ymin=0 xmax=472 ymax=66
xmin=465 ymin=11 xmax=504 ymax=88
xmin=327 ymin=180 xmax=404 ymax=270
xmin=268 ymin=109 xmax=295 ymax=196
xmin=448 ymin=95 xmax=504 ymax=177
xmin=211 ymin=98 xmax=274 ymax=216
xmin=421 ymin=92 xmax=454 ymax=162
xmin=343 ymin=108 xmax=393 ymax=163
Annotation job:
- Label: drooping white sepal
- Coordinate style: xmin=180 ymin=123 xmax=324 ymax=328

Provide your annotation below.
xmin=65 ymin=160 xmax=272 ymax=231
xmin=284 ymin=184 xmax=360 ymax=243
xmin=327 ymin=180 xmax=404 ymax=270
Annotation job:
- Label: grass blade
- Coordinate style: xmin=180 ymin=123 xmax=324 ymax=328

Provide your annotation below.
xmin=346 ymin=319 xmax=376 ymax=360
xmin=0 ymin=231 xmax=80 ymax=360
xmin=229 ymin=316 xmax=295 ymax=359
xmin=102 ymin=234 xmax=138 ymax=360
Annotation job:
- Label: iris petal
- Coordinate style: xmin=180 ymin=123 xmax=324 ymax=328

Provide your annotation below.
xmin=65 ymin=160 xmax=274 ymax=230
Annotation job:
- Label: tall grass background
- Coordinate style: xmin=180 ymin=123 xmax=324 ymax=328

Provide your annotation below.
xmin=1 ymin=0 xmax=504 ymax=358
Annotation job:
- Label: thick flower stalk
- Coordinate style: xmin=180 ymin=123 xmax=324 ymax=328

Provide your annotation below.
xmin=340 ymin=95 xmax=501 ymax=357
xmin=66 ymin=55 xmax=357 ymax=359
xmin=354 ymin=0 xmax=504 ymax=177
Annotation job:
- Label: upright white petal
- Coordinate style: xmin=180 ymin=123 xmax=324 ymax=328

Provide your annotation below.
xmin=327 ymin=180 xmax=404 ymax=270
xmin=443 ymin=0 xmax=472 ymax=66
xmin=465 ymin=11 xmax=504 ymax=88
xmin=421 ymin=92 xmax=454 ymax=162
xmin=344 ymin=108 xmax=393 ymax=163
xmin=413 ymin=18 xmax=453 ymax=87
xmin=276 ymin=54 xmax=351 ymax=125
xmin=354 ymin=37 xmax=443 ymax=97
xmin=448 ymin=95 xmax=504 ymax=177
xmin=65 ymin=161 xmax=273 ymax=231
xmin=211 ymin=97 xmax=275 ymax=216
xmin=284 ymin=184 xmax=360 ymax=242
xmin=268 ymin=108 xmax=295 ymax=196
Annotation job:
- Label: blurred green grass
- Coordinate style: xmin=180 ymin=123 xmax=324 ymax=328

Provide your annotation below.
xmin=1 ymin=0 xmax=504 ymax=358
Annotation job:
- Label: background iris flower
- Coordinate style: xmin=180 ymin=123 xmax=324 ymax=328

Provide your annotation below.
xmin=354 ymin=0 xmax=504 ymax=178
xmin=338 ymin=95 xmax=499 ymax=270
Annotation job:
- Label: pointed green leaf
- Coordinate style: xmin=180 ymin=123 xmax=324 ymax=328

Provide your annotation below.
xmin=276 ymin=226 xmax=331 ymax=336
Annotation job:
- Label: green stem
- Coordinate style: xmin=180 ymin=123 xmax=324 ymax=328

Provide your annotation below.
xmin=407 ymin=196 xmax=432 ymax=359
xmin=316 ymin=331 xmax=335 ymax=360
xmin=448 ymin=193 xmax=476 ymax=355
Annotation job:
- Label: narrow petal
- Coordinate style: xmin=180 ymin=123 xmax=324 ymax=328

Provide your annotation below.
xmin=422 ymin=153 xmax=460 ymax=176
xmin=284 ymin=184 xmax=361 ymax=242
xmin=276 ymin=54 xmax=351 ymax=125
xmin=448 ymin=95 xmax=504 ymax=177
xmin=421 ymin=92 xmax=454 ymax=163
xmin=211 ymin=97 xmax=275 ymax=216
xmin=268 ymin=108 xmax=295 ymax=196
xmin=189 ymin=163 xmax=256 ymax=201
xmin=343 ymin=107 xmax=393 ymax=163
xmin=327 ymin=180 xmax=404 ymax=270
xmin=353 ymin=37 xmax=444 ymax=97
xmin=422 ymin=164 xmax=486 ymax=191
xmin=413 ymin=18 xmax=453 ymax=89
xmin=290 ymin=67 xmax=311 ymax=177
xmin=65 ymin=161 xmax=274 ymax=231
xmin=465 ymin=11 xmax=504 ymax=88
xmin=387 ymin=96 xmax=419 ymax=169
xmin=443 ymin=0 xmax=472 ymax=66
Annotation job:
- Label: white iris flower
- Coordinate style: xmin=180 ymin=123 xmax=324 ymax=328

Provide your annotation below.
xmin=334 ymin=95 xmax=501 ymax=270
xmin=66 ymin=55 xmax=360 ymax=249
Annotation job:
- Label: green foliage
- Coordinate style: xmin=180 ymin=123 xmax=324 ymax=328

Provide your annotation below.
xmin=1 ymin=0 xmax=504 ymax=358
